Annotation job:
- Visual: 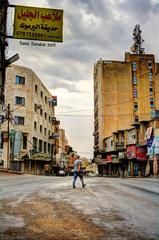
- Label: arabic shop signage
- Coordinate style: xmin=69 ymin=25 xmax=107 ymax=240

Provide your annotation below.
xmin=127 ymin=144 xmax=136 ymax=159
xmin=136 ymin=147 xmax=147 ymax=161
xmin=13 ymin=5 xmax=63 ymax=42
xmin=48 ymin=96 xmax=57 ymax=106
xmin=147 ymin=136 xmax=159 ymax=155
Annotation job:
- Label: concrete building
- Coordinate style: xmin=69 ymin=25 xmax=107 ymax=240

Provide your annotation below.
xmin=0 ymin=64 xmax=59 ymax=174
xmin=94 ymin=52 xmax=159 ymax=157
xmin=94 ymin=51 xmax=159 ymax=176
xmin=56 ymin=128 xmax=68 ymax=168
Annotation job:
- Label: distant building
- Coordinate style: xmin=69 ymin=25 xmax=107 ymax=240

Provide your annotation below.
xmin=0 ymin=65 xmax=59 ymax=174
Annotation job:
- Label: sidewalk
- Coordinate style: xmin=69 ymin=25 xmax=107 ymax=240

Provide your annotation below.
xmin=0 ymin=168 xmax=23 ymax=175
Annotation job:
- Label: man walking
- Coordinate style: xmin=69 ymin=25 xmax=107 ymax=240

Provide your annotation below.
xmin=73 ymin=156 xmax=86 ymax=188
xmin=44 ymin=164 xmax=50 ymax=176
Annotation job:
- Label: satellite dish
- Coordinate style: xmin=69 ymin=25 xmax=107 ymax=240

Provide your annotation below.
xmin=130 ymin=45 xmax=136 ymax=53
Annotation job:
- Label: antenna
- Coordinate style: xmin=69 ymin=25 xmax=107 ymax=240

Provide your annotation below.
xmin=130 ymin=24 xmax=145 ymax=54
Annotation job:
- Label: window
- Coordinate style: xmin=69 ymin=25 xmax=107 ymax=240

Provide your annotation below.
xmin=34 ymin=121 xmax=37 ymax=129
xmin=44 ymin=142 xmax=47 ymax=153
xmin=45 ymin=112 xmax=47 ymax=120
xmin=49 ymin=116 xmax=51 ymax=122
xmin=23 ymin=135 xmax=27 ymax=149
xmin=148 ymin=61 xmax=152 ymax=69
xmin=135 ymin=115 xmax=139 ymax=122
xmin=48 ymin=143 xmax=50 ymax=153
xmin=41 ymin=91 xmax=43 ymax=99
xmin=133 ymin=76 xmax=137 ymax=84
xmin=150 ymin=98 xmax=154 ymax=108
xmin=0 ymin=133 xmax=3 ymax=149
xmin=133 ymin=88 xmax=138 ymax=97
xmin=149 ymin=72 xmax=152 ymax=80
xmin=111 ymin=140 xmax=114 ymax=146
xmin=45 ymin=96 xmax=47 ymax=103
xmin=134 ymin=102 xmax=138 ymax=111
xmin=48 ymin=130 xmax=50 ymax=137
xmin=35 ymin=84 xmax=38 ymax=93
xmin=15 ymin=75 xmax=25 ymax=84
xmin=39 ymin=140 xmax=43 ymax=152
xmin=40 ymin=125 xmax=43 ymax=133
xmin=33 ymin=137 xmax=37 ymax=151
xmin=149 ymin=87 xmax=153 ymax=95
xmin=44 ymin=128 xmax=47 ymax=135
xmin=132 ymin=62 xmax=137 ymax=71
xmin=40 ymin=108 xmax=43 ymax=116
xmin=14 ymin=116 xmax=24 ymax=125
xmin=15 ymin=96 xmax=25 ymax=105
xmin=34 ymin=103 xmax=37 ymax=112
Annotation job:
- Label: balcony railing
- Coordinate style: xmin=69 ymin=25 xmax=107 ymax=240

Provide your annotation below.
xmin=115 ymin=142 xmax=124 ymax=151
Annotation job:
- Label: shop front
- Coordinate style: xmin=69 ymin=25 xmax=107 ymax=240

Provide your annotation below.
xmin=147 ymin=136 xmax=159 ymax=176
xmin=118 ymin=151 xmax=127 ymax=176
xmin=136 ymin=146 xmax=147 ymax=176
xmin=104 ymin=155 xmax=119 ymax=176
xmin=127 ymin=144 xmax=138 ymax=176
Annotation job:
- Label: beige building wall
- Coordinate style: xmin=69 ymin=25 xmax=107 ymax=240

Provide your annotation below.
xmin=94 ymin=52 xmax=159 ymax=154
xmin=57 ymin=128 xmax=67 ymax=160
xmin=94 ymin=59 xmax=133 ymax=152
xmin=125 ymin=53 xmax=156 ymax=122
xmin=1 ymin=64 xmax=56 ymax=168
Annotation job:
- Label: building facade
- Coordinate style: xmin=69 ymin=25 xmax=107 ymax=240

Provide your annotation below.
xmin=94 ymin=52 xmax=159 ymax=176
xmin=0 ymin=64 xmax=59 ymax=174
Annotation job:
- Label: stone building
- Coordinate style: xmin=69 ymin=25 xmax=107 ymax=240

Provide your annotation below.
xmin=94 ymin=51 xmax=159 ymax=176
xmin=0 ymin=64 xmax=59 ymax=174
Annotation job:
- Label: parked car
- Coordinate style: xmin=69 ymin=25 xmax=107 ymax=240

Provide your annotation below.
xmin=59 ymin=169 xmax=66 ymax=176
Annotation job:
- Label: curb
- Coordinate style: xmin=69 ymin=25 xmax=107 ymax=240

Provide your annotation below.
xmin=0 ymin=168 xmax=23 ymax=175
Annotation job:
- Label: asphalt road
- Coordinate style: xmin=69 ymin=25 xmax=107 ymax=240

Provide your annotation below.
xmin=0 ymin=174 xmax=159 ymax=240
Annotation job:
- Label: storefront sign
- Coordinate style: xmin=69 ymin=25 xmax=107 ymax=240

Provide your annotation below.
xmin=13 ymin=5 xmax=63 ymax=42
xmin=127 ymin=145 xmax=136 ymax=159
xmin=145 ymin=127 xmax=153 ymax=140
xmin=118 ymin=151 xmax=126 ymax=159
xmin=147 ymin=137 xmax=154 ymax=148
xmin=106 ymin=155 xmax=112 ymax=162
xmin=127 ymin=129 xmax=136 ymax=144
xmin=147 ymin=136 xmax=159 ymax=155
xmin=48 ymin=96 xmax=57 ymax=106
xmin=136 ymin=147 xmax=147 ymax=160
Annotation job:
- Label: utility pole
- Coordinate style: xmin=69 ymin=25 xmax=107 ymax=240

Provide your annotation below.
xmin=0 ymin=0 xmax=8 ymax=109
xmin=7 ymin=103 xmax=10 ymax=169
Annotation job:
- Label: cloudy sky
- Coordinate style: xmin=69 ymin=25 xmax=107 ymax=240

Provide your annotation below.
xmin=6 ymin=0 xmax=159 ymax=159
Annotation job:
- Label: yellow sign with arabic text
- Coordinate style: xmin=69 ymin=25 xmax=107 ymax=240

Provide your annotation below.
xmin=13 ymin=5 xmax=63 ymax=42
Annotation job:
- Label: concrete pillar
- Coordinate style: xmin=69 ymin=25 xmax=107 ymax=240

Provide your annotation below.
xmin=153 ymin=155 xmax=158 ymax=176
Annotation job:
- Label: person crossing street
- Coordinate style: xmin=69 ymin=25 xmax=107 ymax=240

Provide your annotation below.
xmin=73 ymin=156 xmax=86 ymax=188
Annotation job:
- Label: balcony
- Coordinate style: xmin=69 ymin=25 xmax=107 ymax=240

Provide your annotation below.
xmin=115 ymin=142 xmax=124 ymax=151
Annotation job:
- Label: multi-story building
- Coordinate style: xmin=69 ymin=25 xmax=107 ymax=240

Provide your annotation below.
xmin=0 ymin=64 xmax=59 ymax=174
xmin=94 ymin=52 xmax=159 ymax=157
xmin=93 ymin=26 xmax=159 ymax=176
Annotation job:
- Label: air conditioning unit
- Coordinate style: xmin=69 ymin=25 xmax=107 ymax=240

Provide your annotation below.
xmin=151 ymin=110 xmax=159 ymax=119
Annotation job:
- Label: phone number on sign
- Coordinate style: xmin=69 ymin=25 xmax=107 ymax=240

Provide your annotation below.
xmin=15 ymin=31 xmax=48 ymax=38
